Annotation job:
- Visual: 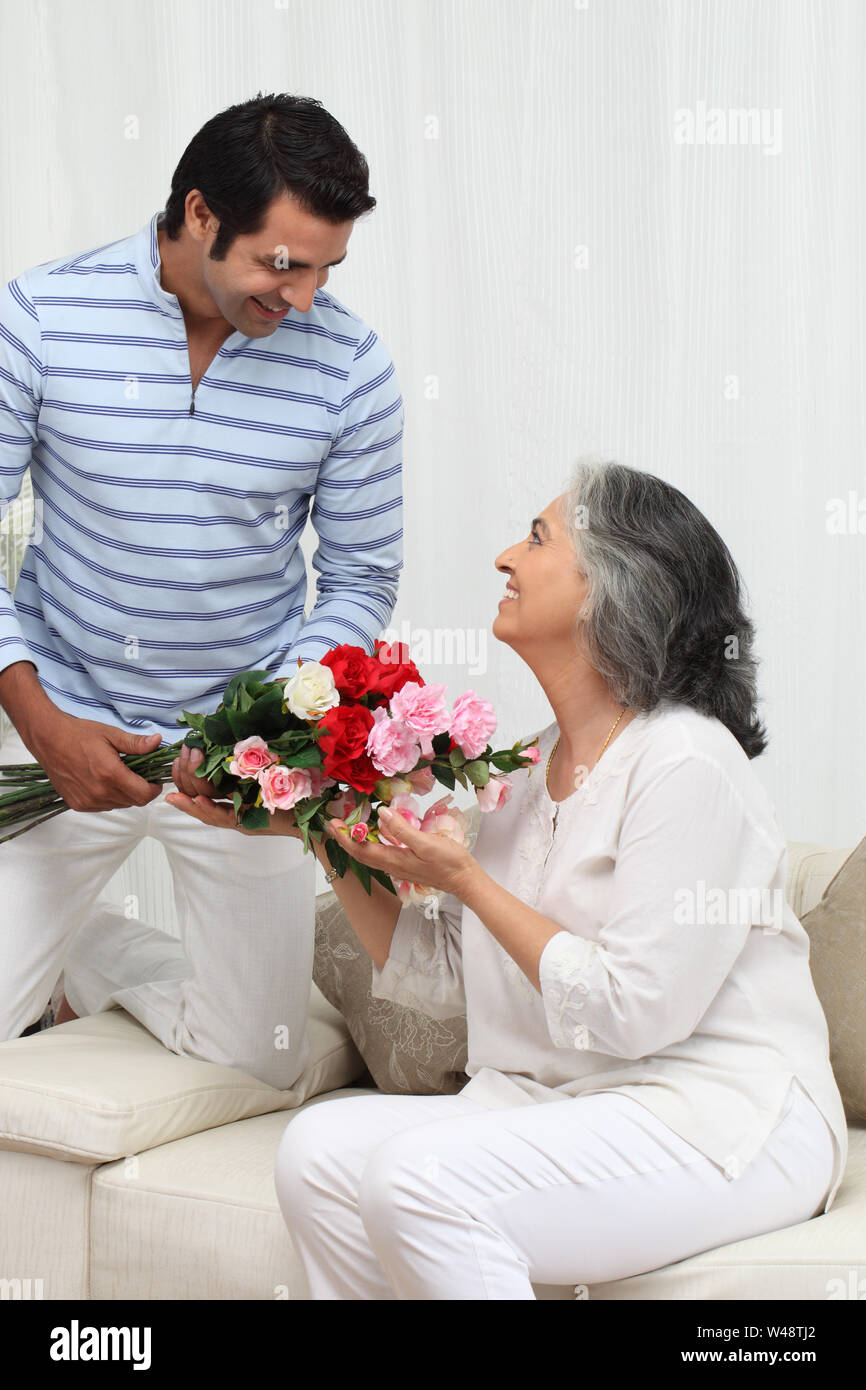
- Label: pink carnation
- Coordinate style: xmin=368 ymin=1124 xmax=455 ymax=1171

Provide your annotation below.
xmin=450 ymin=690 xmax=497 ymax=759
xmin=229 ymin=735 xmax=278 ymax=779
xmin=387 ymin=682 xmax=450 ymax=759
xmin=476 ymin=773 xmax=513 ymax=813
xmin=365 ymin=705 xmax=422 ymax=776
xmin=257 ymin=763 xmax=313 ymax=813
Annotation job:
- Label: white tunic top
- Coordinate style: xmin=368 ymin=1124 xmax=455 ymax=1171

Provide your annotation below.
xmin=370 ymin=699 xmax=848 ymax=1213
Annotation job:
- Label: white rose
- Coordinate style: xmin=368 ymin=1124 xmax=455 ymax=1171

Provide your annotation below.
xmin=282 ymin=662 xmax=340 ymax=720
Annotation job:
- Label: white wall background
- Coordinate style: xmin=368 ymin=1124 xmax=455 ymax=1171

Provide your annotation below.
xmin=0 ymin=0 xmax=863 ymax=937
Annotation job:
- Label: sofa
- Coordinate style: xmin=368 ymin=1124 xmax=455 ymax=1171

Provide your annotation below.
xmin=0 ymin=819 xmax=863 ymax=1302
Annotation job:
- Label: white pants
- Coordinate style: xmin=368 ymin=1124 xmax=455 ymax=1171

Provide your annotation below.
xmin=275 ymin=1076 xmax=835 ymax=1299
xmin=0 ymin=721 xmax=316 ymax=1088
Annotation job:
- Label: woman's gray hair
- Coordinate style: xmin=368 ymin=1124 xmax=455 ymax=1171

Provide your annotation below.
xmin=561 ymin=457 xmax=767 ymax=758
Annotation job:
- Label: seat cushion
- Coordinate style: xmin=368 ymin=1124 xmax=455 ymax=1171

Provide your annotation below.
xmin=89 ymin=1089 xmax=373 ymax=1299
xmin=0 ymin=984 xmax=365 ymax=1164
xmin=86 ymin=1095 xmax=866 ymax=1301
xmin=585 ymin=1120 xmax=866 ymax=1300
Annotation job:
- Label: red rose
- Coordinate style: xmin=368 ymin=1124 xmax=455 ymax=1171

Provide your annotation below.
xmin=369 ymin=639 xmax=423 ymax=701
xmin=316 ymin=704 xmax=379 ymax=793
xmin=319 ymin=645 xmax=381 ymax=701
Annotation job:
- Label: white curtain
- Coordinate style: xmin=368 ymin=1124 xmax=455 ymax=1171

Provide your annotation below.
xmin=0 ymin=0 xmax=863 ymax=933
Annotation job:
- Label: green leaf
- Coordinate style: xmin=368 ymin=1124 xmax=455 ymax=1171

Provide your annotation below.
xmin=432 ymin=763 xmax=455 ymax=790
xmin=293 ymin=793 xmax=334 ymax=829
xmin=448 ymin=747 xmax=466 ymax=768
xmin=179 ymin=710 xmax=206 ymax=735
xmin=431 ymin=732 xmax=452 ymax=756
xmin=344 ymin=798 xmax=369 ymax=827
xmin=489 ymin=752 xmax=517 ymax=772
xmin=204 ymin=712 xmax=233 ymax=745
xmin=239 ymin=804 xmax=270 ymax=831
xmin=463 ymin=759 xmax=490 ymax=787
xmin=278 ymin=745 xmax=323 ymax=769
xmin=247 ymin=686 xmax=289 ymax=736
xmin=369 ymin=866 xmax=398 ymax=896
xmin=223 ymin=669 xmax=275 ymax=709
xmin=325 ymin=836 xmax=350 ymax=877
xmin=269 ymin=723 xmax=316 ymax=749
xmin=225 ymin=705 xmax=255 ymax=742
xmin=201 ymin=747 xmax=232 ymax=779
xmin=350 ymin=858 xmax=372 ymax=895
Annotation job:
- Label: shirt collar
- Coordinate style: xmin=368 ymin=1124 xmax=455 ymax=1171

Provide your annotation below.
xmin=133 ymin=210 xmax=184 ymax=319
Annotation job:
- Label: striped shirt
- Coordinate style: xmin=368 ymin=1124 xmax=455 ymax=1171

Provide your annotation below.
xmin=0 ymin=211 xmax=403 ymax=742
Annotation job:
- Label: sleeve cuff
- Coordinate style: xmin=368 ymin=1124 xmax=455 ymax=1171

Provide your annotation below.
xmin=538 ymin=929 xmax=597 ymax=1049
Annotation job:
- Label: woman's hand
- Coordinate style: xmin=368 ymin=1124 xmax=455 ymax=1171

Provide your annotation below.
xmin=164 ymin=789 xmax=303 ymax=838
xmin=330 ymin=807 xmax=478 ymax=900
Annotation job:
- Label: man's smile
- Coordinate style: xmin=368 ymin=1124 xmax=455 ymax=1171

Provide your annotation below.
xmin=250 ymin=295 xmax=290 ymax=321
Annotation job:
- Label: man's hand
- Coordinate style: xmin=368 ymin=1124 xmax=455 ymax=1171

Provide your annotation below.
xmin=165 ymin=787 xmax=303 ymax=838
xmin=170 ymin=744 xmax=223 ymax=800
xmin=25 ymin=709 xmax=165 ymax=812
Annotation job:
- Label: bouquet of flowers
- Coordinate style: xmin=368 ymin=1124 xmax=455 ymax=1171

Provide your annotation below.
xmin=0 ymin=641 xmax=540 ymax=901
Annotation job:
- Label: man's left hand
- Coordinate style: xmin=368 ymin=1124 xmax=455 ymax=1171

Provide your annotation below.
xmin=171 ymin=744 xmax=222 ymax=800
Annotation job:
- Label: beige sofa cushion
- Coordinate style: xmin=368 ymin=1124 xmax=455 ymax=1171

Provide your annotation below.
xmin=85 ymin=1101 xmax=866 ymax=1301
xmin=800 ymin=836 xmax=866 ymax=1122
xmin=0 ymin=984 xmax=365 ymax=1163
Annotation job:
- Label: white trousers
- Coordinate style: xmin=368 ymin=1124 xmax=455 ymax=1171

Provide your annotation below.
xmin=0 ymin=721 xmax=316 ymax=1088
xmin=275 ymin=1076 xmax=836 ymax=1299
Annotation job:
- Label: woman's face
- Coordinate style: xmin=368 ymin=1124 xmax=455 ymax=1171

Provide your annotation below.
xmin=492 ymin=494 xmax=587 ymax=653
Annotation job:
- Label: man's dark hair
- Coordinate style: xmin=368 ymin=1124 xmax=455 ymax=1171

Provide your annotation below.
xmin=162 ymin=92 xmax=376 ymax=259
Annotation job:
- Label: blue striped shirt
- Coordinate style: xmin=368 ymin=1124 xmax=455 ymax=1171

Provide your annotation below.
xmin=0 ymin=211 xmax=403 ymax=742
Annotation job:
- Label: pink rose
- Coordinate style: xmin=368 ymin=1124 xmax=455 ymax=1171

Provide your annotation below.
xmin=387 ymin=682 xmax=450 ymax=759
xmin=376 ymin=793 xmax=422 ymax=846
xmin=307 ymin=766 xmax=337 ymax=799
xmin=406 ymin=765 xmax=435 ymax=795
xmin=476 ymin=773 xmax=513 ymax=813
xmin=229 ymin=735 xmax=278 ymax=779
xmin=523 ymin=744 xmax=541 ymax=766
xmin=392 ymin=878 xmax=440 ymax=909
xmin=350 ymin=823 xmax=370 ymax=843
xmin=373 ymin=776 xmax=414 ymax=802
xmin=324 ymin=787 xmax=371 ymax=823
xmin=449 ymin=690 xmax=497 ymax=759
xmin=420 ymin=795 xmax=469 ymax=844
xmin=257 ymin=763 xmax=313 ymax=813
xmin=365 ymin=705 xmax=422 ymax=776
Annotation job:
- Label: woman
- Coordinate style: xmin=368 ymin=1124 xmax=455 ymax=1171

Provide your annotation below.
xmin=167 ymin=458 xmax=846 ymax=1300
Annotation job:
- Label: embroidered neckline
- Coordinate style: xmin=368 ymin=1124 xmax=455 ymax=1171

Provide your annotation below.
xmin=535 ymin=706 xmax=657 ymax=814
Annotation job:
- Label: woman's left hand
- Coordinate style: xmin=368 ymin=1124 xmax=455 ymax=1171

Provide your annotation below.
xmin=331 ymin=808 xmax=478 ymax=900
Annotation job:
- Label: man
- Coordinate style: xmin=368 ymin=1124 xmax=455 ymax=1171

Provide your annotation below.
xmin=0 ymin=93 xmax=403 ymax=1087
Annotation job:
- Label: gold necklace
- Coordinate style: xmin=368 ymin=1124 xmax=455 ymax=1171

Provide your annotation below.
xmin=545 ymin=707 xmax=627 ymax=799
